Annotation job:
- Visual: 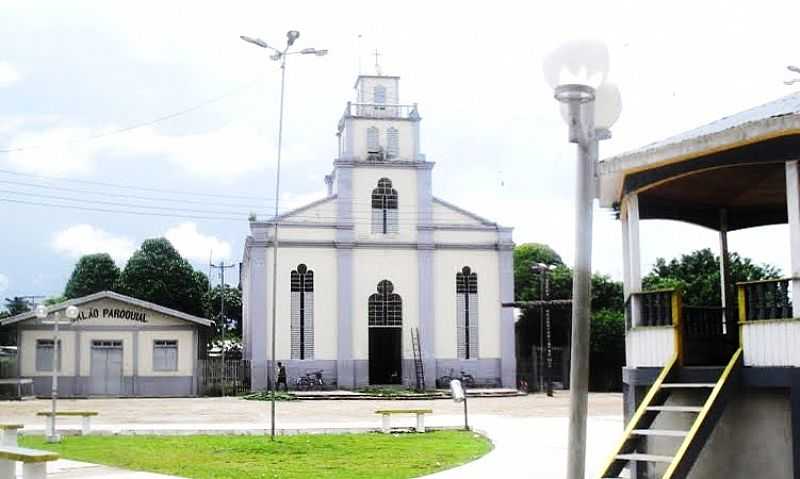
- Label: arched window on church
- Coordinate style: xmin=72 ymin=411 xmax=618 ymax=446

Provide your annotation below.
xmin=367 ymin=126 xmax=380 ymax=155
xmin=386 ymin=127 xmax=399 ymax=159
xmin=368 ymin=280 xmax=402 ymax=326
xmin=371 ymin=178 xmax=398 ymax=234
xmin=456 ymin=266 xmax=479 ymax=359
xmin=290 ymin=264 xmax=314 ymax=360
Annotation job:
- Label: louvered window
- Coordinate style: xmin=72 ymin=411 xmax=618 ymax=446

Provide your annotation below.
xmin=290 ymin=264 xmax=314 ymax=360
xmin=153 ymin=340 xmax=178 ymax=371
xmin=369 ymin=280 xmax=402 ymax=327
xmin=367 ymin=126 xmax=380 ymax=153
xmin=456 ymin=267 xmax=479 ymax=359
xmin=371 ymin=178 xmax=398 ymax=234
xmin=386 ymin=127 xmax=399 ymax=159
xmin=374 ymin=85 xmax=386 ymax=109
xmin=36 ymin=339 xmax=61 ymax=372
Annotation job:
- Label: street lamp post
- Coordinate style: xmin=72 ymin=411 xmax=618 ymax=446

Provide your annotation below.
xmin=240 ymin=30 xmax=327 ymax=441
xmin=35 ymin=304 xmax=79 ymax=443
xmin=543 ymin=40 xmax=622 ymax=479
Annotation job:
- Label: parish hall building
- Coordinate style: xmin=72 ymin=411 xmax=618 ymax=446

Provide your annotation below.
xmin=241 ymin=73 xmax=516 ymax=390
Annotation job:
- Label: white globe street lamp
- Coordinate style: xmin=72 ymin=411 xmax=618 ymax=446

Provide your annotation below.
xmin=543 ymin=39 xmax=622 ymax=479
xmin=36 ymin=304 xmax=79 ymax=442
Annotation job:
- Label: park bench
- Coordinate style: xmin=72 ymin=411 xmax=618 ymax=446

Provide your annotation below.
xmin=37 ymin=411 xmax=98 ymax=436
xmin=0 ymin=424 xmax=24 ymax=446
xmin=0 ymin=378 xmax=34 ymax=400
xmin=0 ymin=445 xmax=59 ymax=479
xmin=375 ymin=408 xmax=433 ymax=433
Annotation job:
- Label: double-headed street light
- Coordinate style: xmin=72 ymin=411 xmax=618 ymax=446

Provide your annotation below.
xmin=240 ymin=30 xmax=327 ymax=441
xmin=35 ymin=304 xmax=79 ymax=443
xmin=543 ymin=40 xmax=622 ymax=479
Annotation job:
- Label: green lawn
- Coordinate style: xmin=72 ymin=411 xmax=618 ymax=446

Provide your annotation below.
xmin=21 ymin=431 xmax=491 ymax=479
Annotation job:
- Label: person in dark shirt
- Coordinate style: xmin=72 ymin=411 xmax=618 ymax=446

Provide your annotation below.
xmin=277 ymin=362 xmax=288 ymax=392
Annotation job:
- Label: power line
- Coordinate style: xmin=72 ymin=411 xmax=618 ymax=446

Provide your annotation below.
xmin=0 ymin=168 xmax=273 ymax=201
xmin=0 ymin=79 xmax=263 ymax=154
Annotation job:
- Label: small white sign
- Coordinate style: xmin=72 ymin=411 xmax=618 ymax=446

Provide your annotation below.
xmin=450 ymin=379 xmax=465 ymax=403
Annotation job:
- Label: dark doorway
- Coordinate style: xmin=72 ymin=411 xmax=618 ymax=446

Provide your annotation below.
xmin=369 ymin=327 xmax=402 ymax=384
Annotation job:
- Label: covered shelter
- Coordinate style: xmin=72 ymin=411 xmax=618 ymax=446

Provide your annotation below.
xmin=597 ymin=92 xmax=800 ymax=478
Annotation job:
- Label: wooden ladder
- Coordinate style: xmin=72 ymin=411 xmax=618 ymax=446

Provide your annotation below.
xmin=411 ymin=328 xmax=425 ymax=391
xmin=599 ymin=348 xmax=742 ymax=479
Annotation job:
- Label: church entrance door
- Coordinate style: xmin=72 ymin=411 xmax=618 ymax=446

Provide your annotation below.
xmin=369 ymin=327 xmax=402 ymax=384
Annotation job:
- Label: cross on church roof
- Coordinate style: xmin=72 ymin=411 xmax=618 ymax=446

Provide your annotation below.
xmin=373 ymin=49 xmax=382 ymax=76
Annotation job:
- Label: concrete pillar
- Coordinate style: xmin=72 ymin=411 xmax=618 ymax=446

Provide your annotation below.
xmin=786 ymin=161 xmax=800 ymax=317
xmin=624 ymin=193 xmax=642 ymax=326
xmin=719 ymin=209 xmax=733 ymax=334
xmin=336 ymin=165 xmax=355 ymax=389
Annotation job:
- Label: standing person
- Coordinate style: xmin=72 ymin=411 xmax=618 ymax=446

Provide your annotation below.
xmin=276 ymin=362 xmax=288 ymax=392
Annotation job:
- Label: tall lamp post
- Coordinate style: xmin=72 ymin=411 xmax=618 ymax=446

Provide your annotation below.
xmin=240 ymin=30 xmax=327 ymax=441
xmin=542 ymin=40 xmax=622 ymax=479
xmin=35 ymin=304 xmax=79 ymax=443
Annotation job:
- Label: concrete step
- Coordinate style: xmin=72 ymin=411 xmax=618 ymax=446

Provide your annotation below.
xmin=616 ymin=453 xmax=674 ymax=463
xmin=631 ymin=429 xmax=688 ymax=437
xmin=646 ymin=405 xmax=703 ymax=413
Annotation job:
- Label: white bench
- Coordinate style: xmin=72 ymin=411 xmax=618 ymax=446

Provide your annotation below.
xmin=0 ymin=424 xmax=23 ymax=446
xmin=375 ymin=408 xmax=433 ymax=433
xmin=0 ymin=446 xmax=59 ymax=479
xmin=37 ymin=411 xmax=98 ymax=436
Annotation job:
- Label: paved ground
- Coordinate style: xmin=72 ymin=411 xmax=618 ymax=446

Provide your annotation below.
xmin=2 ymin=391 xmax=625 ymax=478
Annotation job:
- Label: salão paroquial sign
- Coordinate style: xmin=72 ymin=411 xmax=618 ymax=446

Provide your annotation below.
xmin=71 ymin=307 xmax=148 ymax=323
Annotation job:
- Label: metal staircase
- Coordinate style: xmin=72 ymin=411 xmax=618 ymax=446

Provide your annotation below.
xmin=411 ymin=328 xmax=425 ymax=391
xmin=599 ymin=347 xmax=743 ymax=479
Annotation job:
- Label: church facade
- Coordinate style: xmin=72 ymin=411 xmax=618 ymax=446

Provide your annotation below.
xmin=241 ymin=73 xmax=515 ymax=390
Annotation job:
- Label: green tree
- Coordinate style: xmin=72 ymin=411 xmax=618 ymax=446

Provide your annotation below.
xmin=3 ymin=297 xmax=31 ymax=316
xmin=513 ymin=243 xmax=565 ymax=302
xmin=203 ymin=285 xmax=243 ymax=339
xmin=643 ymin=248 xmax=781 ymax=306
xmin=117 ymin=238 xmax=209 ymax=317
xmin=64 ymin=253 xmax=120 ymax=299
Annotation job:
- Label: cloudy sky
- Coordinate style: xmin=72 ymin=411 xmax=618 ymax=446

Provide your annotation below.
xmin=1 ymin=0 xmax=798 ymax=300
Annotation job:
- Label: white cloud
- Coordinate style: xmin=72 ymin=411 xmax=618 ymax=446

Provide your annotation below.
xmin=0 ymin=62 xmax=20 ymax=87
xmin=4 ymin=124 xmax=272 ymax=179
xmin=51 ymin=224 xmax=135 ymax=263
xmin=165 ymin=222 xmax=231 ymax=262
xmin=0 ymin=273 xmax=8 ymax=293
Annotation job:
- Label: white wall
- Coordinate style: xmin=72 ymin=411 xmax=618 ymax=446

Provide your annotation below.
xmin=20 ymin=330 xmax=77 ymax=377
xmin=743 ymin=319 xmax=800 ymax=366
xmin=138 ymin=330 xmax=194 ymax=376
xmin=265 ymin=246 xmax=339 ymax=360
xmin=625 ymin=326 xmax=675 ymax=367
xmin=348 ymin=118 xmax=416 ymax=160
xmin=356 ymin=77 xmax=399 ymax=104
xmin=352 ymin=166 xmax=419 ymax=242
xmin=433 ymin=250 xmax=502 ymax=359
xmin=352 ymin=248 xmax=419 ymax=360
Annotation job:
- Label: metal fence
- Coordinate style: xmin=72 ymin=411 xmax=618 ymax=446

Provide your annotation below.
xmin=0 ymin=356 xmax=17 ymax=379
xmin=197 ymin=359 xmax=251 ymax=396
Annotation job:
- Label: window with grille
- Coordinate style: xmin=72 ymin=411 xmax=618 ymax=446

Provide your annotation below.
xmin=371 ymin=178 xmax=398 ymax=234
xmin=367 ymin=126 xmax=380 ymax=153
xmin=291 ymin=264 xmax=314 ymax=359
xmin=386 ymin=127 xmax=399 ymax=159
xmin=456 ymin=266 xmax=479 ymax=359
xmin=153 ymin=340 xmax=178 ymax=371
xmin=36 ymin=339 xmax=62 ymax=372
xmin=369 ymin=280 xmax=402 ymax=327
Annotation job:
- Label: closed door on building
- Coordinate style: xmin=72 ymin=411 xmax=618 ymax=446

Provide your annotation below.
xmin=90 ymin=340 xmax=123 ymax=396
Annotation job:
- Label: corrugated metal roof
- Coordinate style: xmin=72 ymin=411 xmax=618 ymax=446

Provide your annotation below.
xmin=612 ymin=92 xmax=800 ymax=159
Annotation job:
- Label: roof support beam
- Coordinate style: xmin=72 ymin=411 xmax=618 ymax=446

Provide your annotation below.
xmin=786 ymin=161 xmax=800 ymax=317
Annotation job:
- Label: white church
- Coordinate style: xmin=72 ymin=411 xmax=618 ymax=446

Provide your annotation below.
xmin=241 ymin=72 xmax=516 ymax=390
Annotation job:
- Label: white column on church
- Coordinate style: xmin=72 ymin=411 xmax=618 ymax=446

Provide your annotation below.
xmin=786 ymin=160 xmax=800 ymax=317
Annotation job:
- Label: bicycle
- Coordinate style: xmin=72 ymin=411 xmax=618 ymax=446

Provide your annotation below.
xmin=437 ymin=368 xmax=475 ymax=389
xmin=295 ymin=370 xmax=325 ymax=391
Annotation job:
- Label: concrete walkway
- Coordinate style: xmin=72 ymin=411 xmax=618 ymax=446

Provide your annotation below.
xmin=15 ymin=459 xmax=179 ymax=478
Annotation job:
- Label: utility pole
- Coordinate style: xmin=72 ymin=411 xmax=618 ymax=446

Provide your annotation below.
xmin=210 ymin=261 xmax=236 ymax=397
